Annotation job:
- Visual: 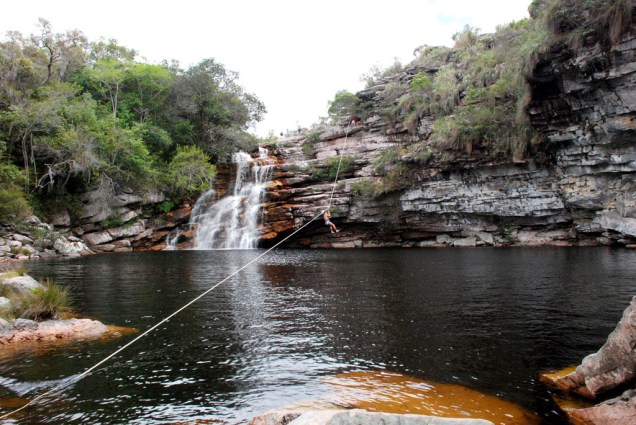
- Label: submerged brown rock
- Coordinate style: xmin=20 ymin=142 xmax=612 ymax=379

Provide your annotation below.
xmin=249 ymin=371 xmax=539 ymax=425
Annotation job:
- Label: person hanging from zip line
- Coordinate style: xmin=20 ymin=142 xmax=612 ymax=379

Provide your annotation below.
xmin=324 ymin=209 xmax=340 ymax=233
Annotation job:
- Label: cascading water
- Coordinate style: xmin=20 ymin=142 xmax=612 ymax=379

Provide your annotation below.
xmin=189 ymin=147 xmax=273 ymax=249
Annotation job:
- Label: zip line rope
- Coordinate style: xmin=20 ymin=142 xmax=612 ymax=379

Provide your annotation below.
xmin=0 ymin=119 xmax=354 ymax=421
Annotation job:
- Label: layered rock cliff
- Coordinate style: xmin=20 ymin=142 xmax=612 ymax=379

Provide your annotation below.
xmin=32 ymin=17 xmax=636 ymax=254
xmin=255 ymin=31 xmax=636 ymax=249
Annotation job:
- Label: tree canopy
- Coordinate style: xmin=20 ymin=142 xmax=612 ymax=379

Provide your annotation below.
xmin=0 ymin=20 xmax=265 ymax=220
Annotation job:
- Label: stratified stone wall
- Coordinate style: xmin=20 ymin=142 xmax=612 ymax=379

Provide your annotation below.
xmin=259 ymin=30 xmax=636 ymax=249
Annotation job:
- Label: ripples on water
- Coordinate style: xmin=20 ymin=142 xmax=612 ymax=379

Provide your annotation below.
xmin=1 ymin=248 xmax=634 ymax=424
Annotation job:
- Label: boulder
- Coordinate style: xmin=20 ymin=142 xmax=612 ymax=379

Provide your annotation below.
xmin=11 ymin=234 xmax=33 ymax=244
xmin=118 ymin=209 xmax=138 ymax=223
xmin=0 ymin=297 xmax=10 ymax=309
xmin=543 ymin=296 xmax=636 ymax=399
xmin=0 ymin=275 xmax=42 ymax=292
xmin=50 ymin=211 xmax=71 ymax=227
xmin=23 ymin=244 xmax=37 ymax=254
xmin=24 ymin=215 xmax=41 ymax=224
xmin=0 ymin=318 xmax=109 ymax=345
xmin=81 ymin=202 xmax=113 ymax=223
xmin=596 ymin=213 xmax=636 ymax=238
xmin=91 ymin=244 xmax=116 ymax=253
xmin=475 ymin=232 xmax=495 ymax=245
xmin=13 ymin=318 xmax=38 ymax=330
xmin=53 ymin=237 xmax=91 ymax=256
xmin=453 ymin=237 xmax=477 ymax=247
xmin=82 ymin=231 xmax=113 ymax=247
xmin=107 ymin=221 xmax=145 ymax=239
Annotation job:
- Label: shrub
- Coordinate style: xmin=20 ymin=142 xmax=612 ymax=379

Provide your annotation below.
xmin=300 ymin=132 xmax=321 ymax=158
xmin=351 ymin=179 xmax=383 ymax=199
xmin=308 ymin=156 xmax=356 ymax=182
xmin=0 ymin=266 xmax=29 ymax=279
xmin=307 ymin=167 xmax=325 ymax=181
xmin=378 ymin=81 xmax=406 ymax=129
xmin=431 ymin=66 xmax=461 ymax=114
xmin=405 ymin=143 xmax=433 ymax=164
xmin=411 ymin=45 xmax=452 ymax=68
xmin=302 ymin=141 xmax=315 ymax=158
xmin=306 ymin=132 xmax=320 ymax=144
xmin=0 ymin=188 xmax=32 ymax=221
xmin=410 ymin=72 xmax=433 ymax=91
xmin=373 ymin=147 xmax=405 ymax=175
xmin=31 ymin=227 xmax=59 ymax=250
xmin=326 ymin=156 xmax=355 ymax=180
xmin=100 ymin=215 xmax=124 ymax=229
xmin=0 ymin=163 xmax=31 ymax=221
xmin=157 ymin=200 xmax=178 ymax=214
xmin=383 ymin=163 xmax=414 ymax=193
xmin=166 ymin=145 xmax=217 ymax=198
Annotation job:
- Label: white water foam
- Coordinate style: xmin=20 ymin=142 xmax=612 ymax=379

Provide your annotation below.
xmin=189 ymin=147 xmax=272 ymax=249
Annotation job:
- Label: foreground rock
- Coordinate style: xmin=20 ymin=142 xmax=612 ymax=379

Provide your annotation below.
xmin=249 ymin=409 xmax=494 ymax=425
xmin=542 ymin=296 xmax=636 ymax=398
xmin=568 ymin=389 xmax=636 ymax=425
xmin=541 ymin=296 xmax=636 ymax=424
xmin=0 ymin=318 xmax=108 ymax=345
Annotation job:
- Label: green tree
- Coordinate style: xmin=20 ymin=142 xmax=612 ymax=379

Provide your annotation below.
xmin=327 ymin=90 xmax=359 ymax=120
xmin=83 ymin=57 xmax=129 ymax=118
xmin=124 ymin=62 xmax=172 ymax=123
xmin=165 ymin=58 xmax=264 ymax=162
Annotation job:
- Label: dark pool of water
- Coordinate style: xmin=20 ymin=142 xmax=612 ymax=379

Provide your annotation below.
xmin=1 ymin=248 xmax=635 ymax=424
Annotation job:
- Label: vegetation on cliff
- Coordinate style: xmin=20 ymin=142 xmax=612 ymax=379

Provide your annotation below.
xmin=325 ymin=0 xmax=634 ymax=197
xmin=0 ymin=19 xmax=264 ymax=222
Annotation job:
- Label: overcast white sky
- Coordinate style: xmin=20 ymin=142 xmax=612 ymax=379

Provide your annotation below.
xmin=1 ymin=0 xmax=531 ymax=137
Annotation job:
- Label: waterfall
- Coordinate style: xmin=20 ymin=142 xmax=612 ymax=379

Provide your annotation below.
xmin=189 ymin=147 xmax=273 ymax=250
xmin=164 ymin=229 xmax=180 ymax=250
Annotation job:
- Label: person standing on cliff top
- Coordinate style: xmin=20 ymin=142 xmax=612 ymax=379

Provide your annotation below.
xmin=324 ymin=210 xmax=340 ymax=233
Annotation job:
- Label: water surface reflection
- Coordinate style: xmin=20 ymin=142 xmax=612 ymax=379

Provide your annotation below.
xmin=0 ymin=248 xmax=633 ymax=424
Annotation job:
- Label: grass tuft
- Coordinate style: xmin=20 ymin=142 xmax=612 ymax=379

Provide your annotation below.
xmin=3 ymin=278 xmax=71 ymax=321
